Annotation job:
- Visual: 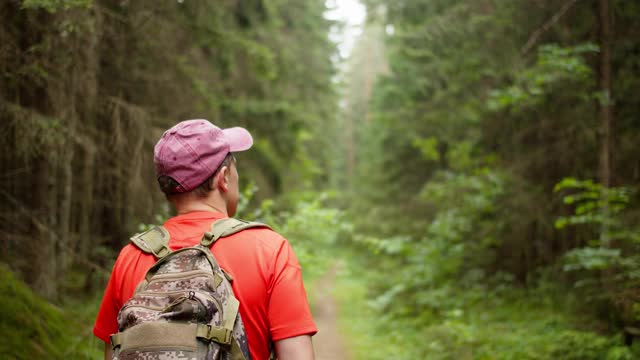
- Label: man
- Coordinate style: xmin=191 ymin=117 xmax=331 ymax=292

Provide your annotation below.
xmin=94 ymin=119 xmax=317 ymax=360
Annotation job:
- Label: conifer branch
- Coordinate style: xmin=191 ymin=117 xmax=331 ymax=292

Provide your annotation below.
xmin=521 ymin=0 xmax=580 ymax=55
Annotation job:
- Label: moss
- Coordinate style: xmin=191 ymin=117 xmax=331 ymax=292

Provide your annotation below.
xmin=0 ymin=264 xmax=102 ymax=359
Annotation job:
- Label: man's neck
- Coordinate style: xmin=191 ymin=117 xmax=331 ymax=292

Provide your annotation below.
xmin=173 ymin=194 xmax=227 ymax=216
xmin=177 ymin=203 xmax=227 ymax=215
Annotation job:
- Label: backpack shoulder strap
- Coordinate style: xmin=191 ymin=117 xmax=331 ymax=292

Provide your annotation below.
xmin=201 ymin=218 xmax=271 ymax=247
xmin=130 ymin=226 xmax=171 ymax=259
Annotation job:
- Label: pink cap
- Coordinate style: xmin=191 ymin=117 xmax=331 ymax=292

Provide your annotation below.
xmin=154 ymin=119 xmax=253 ymax=193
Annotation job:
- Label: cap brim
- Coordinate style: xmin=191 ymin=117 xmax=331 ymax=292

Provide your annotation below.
xmin=222 ymin=127 xmax=253 ymax=152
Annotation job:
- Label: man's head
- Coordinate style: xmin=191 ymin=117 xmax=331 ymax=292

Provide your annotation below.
xmin=153 ymin=119 xmax=252 ymax=216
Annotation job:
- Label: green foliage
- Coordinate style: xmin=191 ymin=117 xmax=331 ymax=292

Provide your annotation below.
xmin=554 ymin=177 xmax=639 ymax=270
xmin=337 ymin=0 xmax=640 ymax=356
xmin=21 ymin=0 xmax=91 ymax=13
xmin=554 ymin=178 xmax=640 ymax=324
xmin=0 ymin=264 xmax=102 ymax=359
xmin=351 ymin=168 xmax=505 ymax=322
xmin=3 ymin=0 xmax=640 ymax=356
xmin=548 ymin=332 xmax=633 ymax=360
xmin=335 ymin=257 xmax=639 ymax=360
xmin=554 ymin=178 xmax=634 ymax=234
xmin=487 ymin=44 xmax=597 ymax=111
xmin=412 ymin=136 xmax=440 ymax=162
xmin=563 ymin=247 xmax=622 ymax=272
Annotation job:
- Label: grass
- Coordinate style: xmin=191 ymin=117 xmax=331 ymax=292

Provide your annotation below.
xmin=332 ymin=260 xmax=639 ymax=360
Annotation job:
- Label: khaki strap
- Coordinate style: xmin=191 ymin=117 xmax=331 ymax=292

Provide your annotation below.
xmin=110 ymin=333 xmax=121 ymax=348
xmin=223 ymin=295 xmax=240 ymax=333
xmin=145 ymin=246 xmax=220 ymax=283
xmin=231 ymin=338 xmax=249 ymax=360
xmin=113 ymin=323 xmax=248 ymax=359
xmin=111 ymin=323 xmax=198 ymax=351
xmin=196 ymin=324 xmax=234 ymax=345
xmin=113 ymin=323 xmax=247 ymax=359
xmin=130 ymin=226 xmax=171 ymax=259
xmin=201 ymin=218 xmax=270 ymax=247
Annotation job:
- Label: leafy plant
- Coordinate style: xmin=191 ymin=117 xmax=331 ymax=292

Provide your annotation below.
xmin=555 ymin=177 xmax=640 ymax=325
xmin=554 ymin=178 xmax=638 ymax=271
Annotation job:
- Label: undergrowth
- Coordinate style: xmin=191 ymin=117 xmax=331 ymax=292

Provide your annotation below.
xmin=334 ymin=256 xmax=640 ymax=360
xmin=0 ymin=264 xmax=103 ymax=359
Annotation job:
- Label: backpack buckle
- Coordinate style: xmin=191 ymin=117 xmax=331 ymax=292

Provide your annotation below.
xmin=150 ymin=244 xmax=171 ymax=259
xmin=110 ymin=333 xmax=122 ymax=349
xmin=202 ymin=324 xmax=233 ymax=345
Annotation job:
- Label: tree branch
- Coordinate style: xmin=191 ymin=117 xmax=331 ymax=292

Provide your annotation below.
xmin=521 ymin=0 xmax=580 ymax=55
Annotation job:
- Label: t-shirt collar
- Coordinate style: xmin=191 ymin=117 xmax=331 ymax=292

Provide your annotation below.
xmin=165 ymin=210 xmax=228 ymax=225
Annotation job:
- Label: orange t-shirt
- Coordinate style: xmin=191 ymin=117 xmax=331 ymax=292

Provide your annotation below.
xmin=93 ymin=211 xmax=317 ymax=360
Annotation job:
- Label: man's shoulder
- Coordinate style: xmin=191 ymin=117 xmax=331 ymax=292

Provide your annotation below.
xmin=113 ymin=242 xmax=155 ymax=269
xmin=118 ymin=242 xmax=143 ymax=257
xmin=234 ymin=224 xmax=285 ymax=241
xmin=227 ymin=224 xmax=289 ymax=251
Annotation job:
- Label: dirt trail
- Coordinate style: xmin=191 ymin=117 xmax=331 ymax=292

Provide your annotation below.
xmin=312 ymin=266 xmax=350 ymax=360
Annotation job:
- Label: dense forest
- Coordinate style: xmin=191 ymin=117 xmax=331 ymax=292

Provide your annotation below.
xmin=1 ymin=0 xmax=639 ymax=359
xmin=338 ymin=0 xmax=640 ymax=358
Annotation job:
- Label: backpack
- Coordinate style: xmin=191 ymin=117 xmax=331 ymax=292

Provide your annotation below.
xmin=109 ymin=218 xmax=269 ymax=360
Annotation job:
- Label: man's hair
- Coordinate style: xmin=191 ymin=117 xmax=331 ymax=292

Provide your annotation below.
xmin=158 ymin=152 xmax=234 ymax=199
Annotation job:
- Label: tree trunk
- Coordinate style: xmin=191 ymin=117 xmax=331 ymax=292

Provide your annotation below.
xmin=57 ymin=131 xmax=74 ymax=281
xmin=33 ymin=156 xmax=58 ymax=299
xmin=598 ymin=0 xmax=613 ymax=188
xmin=598 ymin=0 xmax=613 ymax=247
xmin=78 ymin=139 xmax=96 ymax=259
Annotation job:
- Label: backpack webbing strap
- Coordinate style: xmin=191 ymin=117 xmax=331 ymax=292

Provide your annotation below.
xmin=111 ymin=323 xmax=199 ymax=351
xmin=195 ymin=310 xmax=248 ymax=360
xmin=130 ymin=226 xmax=171 ymax=259
xmin=111 ymin=323 xmax=246 ymax=360
xmin=195 ymin=324 xmax=234 ymax=345
xmin=201 ymin=218 xmax=271 ymax=247
xmin=110 ymin=333 xmax=121 ymax=349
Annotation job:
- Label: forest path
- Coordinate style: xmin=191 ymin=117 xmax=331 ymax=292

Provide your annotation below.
xmin=312 ymin=266 xmax=351 ymax=360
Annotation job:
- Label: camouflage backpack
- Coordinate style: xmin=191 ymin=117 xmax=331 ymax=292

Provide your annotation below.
xmin=110 ymin=218 xmax=269 ymax=360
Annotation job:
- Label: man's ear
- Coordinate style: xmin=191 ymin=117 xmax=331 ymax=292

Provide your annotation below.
xmin=216 ymin=166 xmax=230 ymax=192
